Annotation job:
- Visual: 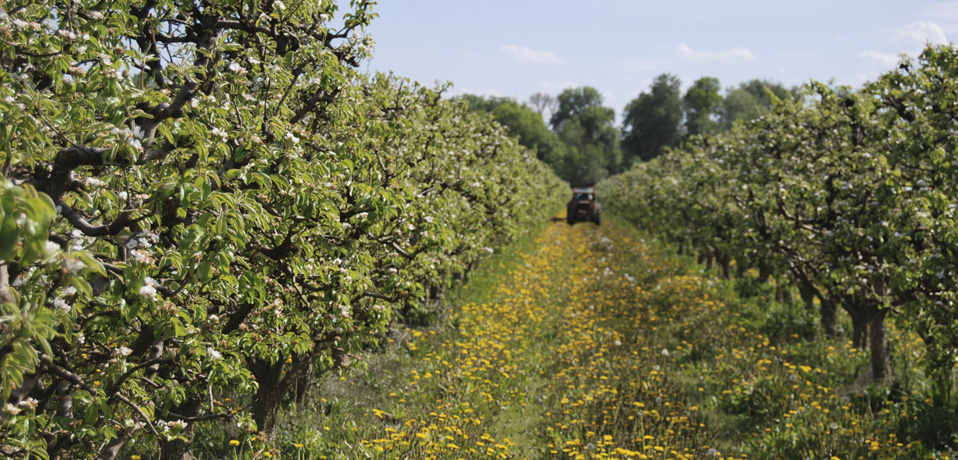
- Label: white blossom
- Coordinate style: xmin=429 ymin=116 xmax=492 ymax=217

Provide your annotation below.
xmin=45 ymin=241 xmax=60 ymax=256
xmin=228 ymin=62 xmax=242 ymax=73
xmin=89 ymin=11 xmax=104 ymax=20
xmin=274 ymin=0 xmax=286 ymax=10
xmin=207 ymin=347 xmax=222 ymax=359
xmin=62 ymin=74 xmax=75 ymax=85
xmin=4 ymin=403 xmax=20 ymax=416
xmin=64 ymin=258 xmax=85 ymax=274
xmin=19 ymin=398 xmax=38 ymax=410
xmin=52 ymin=297 xmax=71 ymax=312
xmin=63 ymin=286 xmax=77 ymax=296
xmin=139 ymin=285 xmax=157 ymax=298
xmin=211 ymin=127 xmax=227 ymax=141
xmin=131 ymin=249 xmax=152 ymax=264
xmin=115 ymin=346 xmax=133 ymax=357
xmin=84 ymin=176 xmax=106 ymax=187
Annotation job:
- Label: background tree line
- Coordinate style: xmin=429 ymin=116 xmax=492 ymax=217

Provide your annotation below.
xmin=459 ymin=76 xmax=794 ymax=184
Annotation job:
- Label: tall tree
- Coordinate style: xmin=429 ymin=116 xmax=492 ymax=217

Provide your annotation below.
xmin=719 ymin=79 xmax=793 ymax=129
xmin=622 ymin=73 xmax=683 ymax=163
xmin=528 ymin=92 xmax=557 ymax=120
xmin=550 ymin=87 xmax=621 ymax=182
xmin=683 ymin=77 xmax=723 ymax=138
xmin=458 ymin=95 xmax=573 ymax=178
xmin=550 ymin=86 xmax=605 ymax=130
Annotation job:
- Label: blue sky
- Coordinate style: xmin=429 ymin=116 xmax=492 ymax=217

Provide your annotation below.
xmin=362 ymin=1 xmax=956 ymax=118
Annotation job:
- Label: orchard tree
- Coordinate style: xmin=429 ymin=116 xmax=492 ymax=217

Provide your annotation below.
xmin=0 ymin=1 xmax=564 ymax=459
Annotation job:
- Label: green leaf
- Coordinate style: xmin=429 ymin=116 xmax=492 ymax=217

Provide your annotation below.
xmin=0 ymin=214 xmax=18 ymax=261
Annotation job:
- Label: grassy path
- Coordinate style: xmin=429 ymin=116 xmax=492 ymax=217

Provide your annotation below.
xmin=290 ymin=219 xmax=935 ymax=460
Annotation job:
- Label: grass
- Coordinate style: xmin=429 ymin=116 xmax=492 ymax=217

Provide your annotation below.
xmin=187 ymin=215 xmax=958 ymax=459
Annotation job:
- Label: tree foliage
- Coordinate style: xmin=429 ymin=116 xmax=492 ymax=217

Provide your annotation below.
xmin=621 ymin=73 xmax=683 ymax=163
xmin=683 ymin=76 xmax=722 ymax=138
xmin=718 ymin=79 xmax=794 ymax=129
xmin=550 ymin=87 xmax=621 ymax=183
xmin=458 ymin=95 xmax=573 ymax=173
xmin=0 ymin=2 xmax=564 ymax=459
xmin=602 ymin=47 xmax=958 ymax=437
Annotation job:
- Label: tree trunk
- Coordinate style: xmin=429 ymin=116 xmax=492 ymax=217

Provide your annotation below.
xmin=775 ymin=285 xmax=791 ymax=304
xmin=869 ymin=308 xmax=891 ymax=381
xmin=850 ymin=309 xmax=869 ymax=350
xmin=159 ymin=400 xmax=201 ymax=460
xmin=717 ymin=252 xmax=731 ymax=279
xmin=97 ymin=433 xmax=132 ymax=460
xmin=159 ymin=438 xmax=194 ymax=460
xmin=798 ymin=281 xmax=816 ymax=312
xmin=758 ymin=260 xmax=773 ymax=284
xmin=250 ymin=359 xmax=285 ymax=436
xmin=820 ymin=297 xmax=837 ymax=338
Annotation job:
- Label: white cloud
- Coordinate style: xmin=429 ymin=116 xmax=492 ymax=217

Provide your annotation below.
xmin=500 ymin=45 xmax=563 ymax=65
xmin=895 ymin=21 xmax=949 ymax=45
xmin=676 ymin=43 xmax=756 ymax=62
xmin=920 ymin=3 xmax=958 ymax=34
xmin=859 ymin=50 xmax=901 ymax=67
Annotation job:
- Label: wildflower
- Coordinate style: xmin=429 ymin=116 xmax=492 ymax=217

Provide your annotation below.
xmin=661 ymin=348 xmax=669 ymax=356
xmin=229 ymin=440 xmax=241 ymax=446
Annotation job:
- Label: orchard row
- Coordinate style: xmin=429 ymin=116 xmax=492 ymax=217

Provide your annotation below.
xmin=602 ymin=45 xmax=958 ymax=411
xmin=0 ymin=2 xmax=564 ymax=459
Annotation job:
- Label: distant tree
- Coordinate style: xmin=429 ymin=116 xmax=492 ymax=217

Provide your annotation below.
xmin=550 ymin=86 xmax=605 ymax=131
xmin=458 ymin=95 xmax=574 ymax=177
xmin=719 ymin=79 xmax=793 ymax=129
xmin=550 ymin=87 xmax=621 ymax=182
xmin=683 ymin=77 xmax=722 ymax=138
xmin=622 ymin=73 xmax=683 ymax=163
xmin=528 ymin=92 xmax=557 ymax=120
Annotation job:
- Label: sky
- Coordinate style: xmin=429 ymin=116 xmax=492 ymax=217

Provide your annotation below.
xmin=362 ymin=1 xmax=958 ymax=119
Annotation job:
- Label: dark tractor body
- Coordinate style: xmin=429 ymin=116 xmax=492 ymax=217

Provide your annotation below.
xmin=566 ymin=184 xmax=601 ymax=225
